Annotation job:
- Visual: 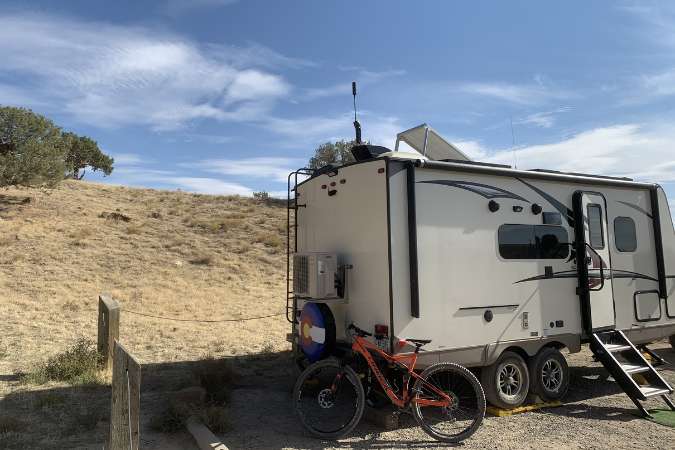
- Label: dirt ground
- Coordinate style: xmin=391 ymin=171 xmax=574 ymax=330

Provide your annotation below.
xmin=202 ymin=342 xmax=675 ymax=450
xmin=2 ymin=181 xmax=675 ymax=449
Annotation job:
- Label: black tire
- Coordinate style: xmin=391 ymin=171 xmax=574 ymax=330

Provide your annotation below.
xmin=480 ymin=351 xmax=530 ymax=409
xmin=293 ymin=358 xmax=365 ymax=440
xmin=669 ymin=335 xmax=675 ymax=351
xmin=411 ymin=363 xmax=485 ymax=444
xmin=528 ymin=347 xmax=570 ymax=401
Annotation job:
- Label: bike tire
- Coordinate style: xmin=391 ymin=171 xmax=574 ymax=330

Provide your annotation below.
xmin=293 ymin=358 xmax=365 ymax=440
xmin=411 ymin=362 xmax=485 ymax=443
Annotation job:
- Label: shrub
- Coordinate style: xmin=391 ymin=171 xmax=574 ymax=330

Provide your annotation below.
xmin=253 ymin=191 xmax=269 ymax=201
xmin=22 ymin=339 xmax=102 ymax=385
xmin=189 ymin=254 xmax=214 ymax=266
xmin=192 ymin=357 xmax=237 ymax=404
xmin=99 ymin=211 xmax=131 ymax=222
xmin=0 ymin=416 xmax=26 ymax=434
xmin=255 ymin=232 xmax=283 ymax=248
xmin=0 ymin=106 xmax=64 ymax=188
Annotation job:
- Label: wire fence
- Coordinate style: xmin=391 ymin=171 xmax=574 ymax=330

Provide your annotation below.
xmin=121 ymin=308 xmax=284 ymax=323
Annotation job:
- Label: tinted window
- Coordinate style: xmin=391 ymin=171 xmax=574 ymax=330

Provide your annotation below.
xmin=587 ymin=204 xmax=604 ymax=249
xmin=614 ymin=216 xmax=637 ymax=252
xmin=499 ymin=224 xmax=535 ymax=259
xmin=499 ymin=224 xmax=569 ymax=259
xmin=536 ymin=226 xmax=569 ymax=258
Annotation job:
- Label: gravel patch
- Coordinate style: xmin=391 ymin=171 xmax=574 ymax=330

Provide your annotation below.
xmin=219 ymin=342 xmax=675 ymax=449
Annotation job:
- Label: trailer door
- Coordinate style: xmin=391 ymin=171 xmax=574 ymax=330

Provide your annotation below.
xmin=573 ymin=191 xmax=616 ymax=332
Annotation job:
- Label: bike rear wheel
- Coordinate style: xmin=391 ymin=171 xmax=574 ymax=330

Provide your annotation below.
xmin=411 ymin=362 xmax=485 ymax=443
xmin=293 ymin=358 xmax=365 ymax=439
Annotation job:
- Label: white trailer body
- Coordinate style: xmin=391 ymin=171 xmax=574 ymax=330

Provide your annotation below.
xmin=291 ymin=155 xmax=675 ymax=368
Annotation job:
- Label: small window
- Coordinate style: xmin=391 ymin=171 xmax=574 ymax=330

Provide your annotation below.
xmin=614 ymin=216 xmax=637 ymax=252
xmin=499 ymin=224 xmax=569 ymax=259
xmin=587 ymin=204 xmax=605 ymax=249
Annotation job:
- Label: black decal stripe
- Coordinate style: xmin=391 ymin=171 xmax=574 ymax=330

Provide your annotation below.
xmin=517 ymin=178 xmax=575 ymax=226
xmin=616 ymin=200 xmax=653 ymax=219
xmin=515 ymin=269 xmax=659 ymax=284
xmin=418 ymin=180 xmax=529 ymax=202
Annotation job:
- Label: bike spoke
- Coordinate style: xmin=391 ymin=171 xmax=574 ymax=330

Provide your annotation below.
xmin=297 ymin=364 xmax=361 ymax=435
xmin=414 ymin=366 xmax=483 ymax=441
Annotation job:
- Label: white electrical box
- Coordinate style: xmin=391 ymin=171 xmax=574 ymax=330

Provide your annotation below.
xmin=293 ymin=252 xmax=339 ymax=300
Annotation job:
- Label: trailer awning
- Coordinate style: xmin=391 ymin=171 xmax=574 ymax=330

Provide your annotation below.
xmin=395 ymin=124 xmax=472 ymax=162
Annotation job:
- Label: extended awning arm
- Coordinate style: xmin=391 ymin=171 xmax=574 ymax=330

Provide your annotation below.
xmin=395 ymin=123 xmax=472 ymax=162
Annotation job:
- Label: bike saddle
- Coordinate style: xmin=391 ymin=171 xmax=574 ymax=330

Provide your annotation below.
xmin=406 ymin=338 xmax=432 ymax=347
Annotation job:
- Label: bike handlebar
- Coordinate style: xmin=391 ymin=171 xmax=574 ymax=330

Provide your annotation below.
xmin=348 ymin=323 xmax=372 ymax=337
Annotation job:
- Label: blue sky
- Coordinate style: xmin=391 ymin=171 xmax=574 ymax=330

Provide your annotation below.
xmin=1 ymin=1 xmax=675 ymax=208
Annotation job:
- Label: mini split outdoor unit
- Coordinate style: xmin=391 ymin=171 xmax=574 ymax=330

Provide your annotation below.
xmin=293 ymin=252 xmax=339 ymax=300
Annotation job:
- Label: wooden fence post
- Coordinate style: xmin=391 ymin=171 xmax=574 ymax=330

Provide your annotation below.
xmin=98 ymin=293 xmax=120 ymax=370
xmin=109 ymin=341 xmax=141 ymax=450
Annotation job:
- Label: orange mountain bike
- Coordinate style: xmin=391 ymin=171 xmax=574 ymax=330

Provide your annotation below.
xmin=293 ymin=323 xmax=485 ymax=443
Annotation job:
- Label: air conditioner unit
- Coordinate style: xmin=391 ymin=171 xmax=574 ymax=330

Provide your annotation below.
xmin=293 ymin=252 xmax=339 ymax=300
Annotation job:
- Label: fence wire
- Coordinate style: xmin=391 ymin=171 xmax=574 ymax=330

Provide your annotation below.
xmin=121 ymin=308 xmax=284 ymax=323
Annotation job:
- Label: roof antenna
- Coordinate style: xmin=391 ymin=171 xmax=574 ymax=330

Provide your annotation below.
xmin=352 ymin=81 xmax=362 ymax=144
xmin=510 ymin=116 xmax=518 ymax=169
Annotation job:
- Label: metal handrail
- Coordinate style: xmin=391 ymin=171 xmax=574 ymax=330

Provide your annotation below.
xmin=584 ymin=242 xmax=606 ymax=291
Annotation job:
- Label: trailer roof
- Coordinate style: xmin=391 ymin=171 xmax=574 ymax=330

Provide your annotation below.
xmin=416 ymin=159 xmax=655 ymax=189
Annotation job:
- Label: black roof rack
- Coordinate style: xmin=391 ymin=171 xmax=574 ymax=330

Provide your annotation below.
xmin=438 ymin=159 xmax=512 ymax=169
xmin=528 ymin=168 xmax=633 ymax=182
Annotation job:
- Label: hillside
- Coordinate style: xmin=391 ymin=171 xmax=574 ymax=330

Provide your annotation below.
xmin=0 ymin=180 xmax=290 ymax=371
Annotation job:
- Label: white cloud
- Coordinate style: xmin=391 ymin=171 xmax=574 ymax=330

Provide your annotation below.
xmin=483 ymin=123 xmax=675 ymax=182
xmin=111 ymin=153 xmax=145 ymax=166
xmin=514 ymin=107 xmax=572 ymax=128
xmin=108 ymin=165 xmax=253 ymax=196
xmin=164 ymin=0 xmax=238 ymax=16
xmin=453 ymin=140 xmax=489 ymax=160
xmin=183 ymin=157 xmax=304 ymax=182
xmin=264 ymin=114 xmax=350 ymax=142
xmin=457 ymin=81 xmax=571 ymax=105
xmin=224 ymin=70 xmax=290 ymax=103
xmin=262 ymin=111 xmax=402 ymax=148
xmin=642 ymin=69 xmax=675 ymax=97
xmin=303 ymin=69 xmax=405 ymax=101
xmin=0 ymin=13 xmax=295 ymax=131
xmin=168 ymin=177 xmax=252 ymax=195
xmin=363 ymin=115 xmax=401 ymax=148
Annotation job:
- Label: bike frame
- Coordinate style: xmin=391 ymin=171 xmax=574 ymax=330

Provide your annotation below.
xmin=349 ymin=335 xmax=452 ymax=409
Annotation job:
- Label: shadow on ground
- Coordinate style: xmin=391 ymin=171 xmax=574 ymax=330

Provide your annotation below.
xmin=533 ymin=346 xmax=675 ymax=423
xmin=2 ymin=346 xmax=673 ymax=449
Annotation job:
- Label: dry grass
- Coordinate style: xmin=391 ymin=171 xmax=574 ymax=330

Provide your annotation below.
xmin=0 ymin=180 xmax=290 ymax=448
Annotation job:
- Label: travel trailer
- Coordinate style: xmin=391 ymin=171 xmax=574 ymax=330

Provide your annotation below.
xmin=286 ymin=123 xmax=675 ymax=414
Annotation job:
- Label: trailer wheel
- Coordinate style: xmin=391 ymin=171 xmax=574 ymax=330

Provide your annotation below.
xmin=480 ymin=351 xmax=529 ymax=409
xmin=528 ymin=347 xmax=569 ymax=401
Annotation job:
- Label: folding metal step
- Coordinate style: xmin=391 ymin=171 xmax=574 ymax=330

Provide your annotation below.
xmin=640 ymin=386 xmax=671 ymax=398
xmin=591 ymin=330 xmax=675 ymax=418
xmin=621 ymin=363 xmax=650 ymax=375
xmin=605 ymin=344 xmax=631 ymax=353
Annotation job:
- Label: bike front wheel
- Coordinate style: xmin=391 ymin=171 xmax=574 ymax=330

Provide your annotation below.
xmin=293 ymin=358 xmax=365 ymax=440
xmin=411 ymin=362 xmax=485 ymax=443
